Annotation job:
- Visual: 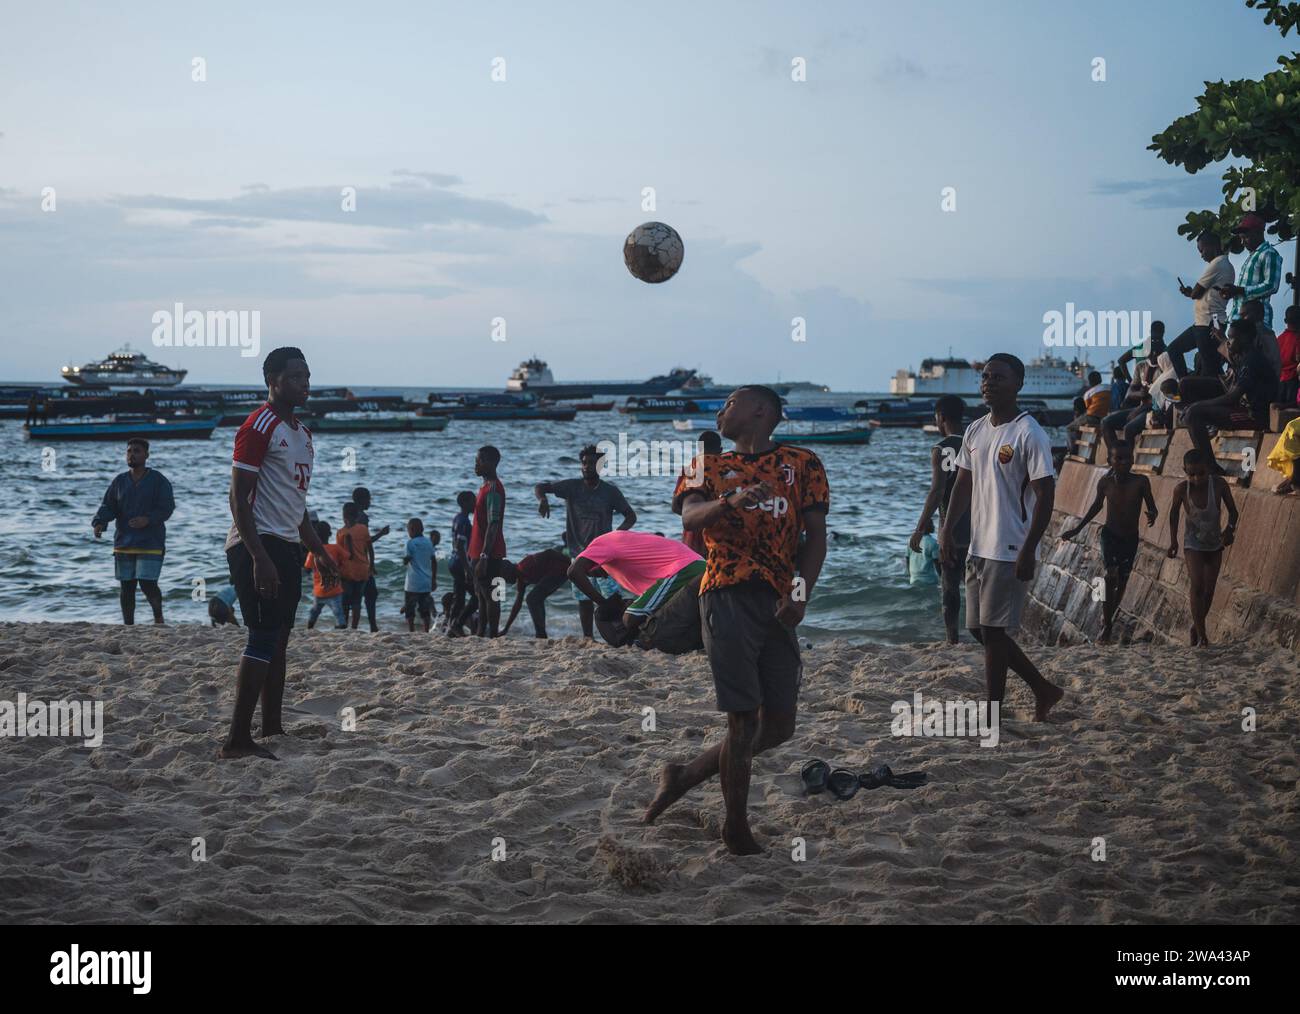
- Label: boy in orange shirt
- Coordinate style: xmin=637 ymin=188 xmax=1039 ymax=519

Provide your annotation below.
xmin=305 ymin=521 xmax=346 ymax=629
xmin=339 ymin=502 xmax=374 ymax=629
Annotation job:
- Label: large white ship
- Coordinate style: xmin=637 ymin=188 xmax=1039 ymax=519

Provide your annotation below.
xmin=890 ymin=354 xmax=1091 ymax=399
xmin=61 ymin=345 xmax=187 ymax=388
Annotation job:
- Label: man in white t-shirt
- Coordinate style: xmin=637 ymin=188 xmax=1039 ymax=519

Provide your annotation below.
xmin=940 ymin=353 xmax=1064 ymax=722
xmin=1170 ymin=231 xmax=1235 ymax=378
xmin=219 ymin=347 xmax=338 ymax=761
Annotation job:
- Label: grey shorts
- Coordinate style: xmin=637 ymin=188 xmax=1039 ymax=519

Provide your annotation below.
xmin=965 ymin=555 xmax=1029 ymax=632
xmin=700 ymin=581 xmax=802 ymax=714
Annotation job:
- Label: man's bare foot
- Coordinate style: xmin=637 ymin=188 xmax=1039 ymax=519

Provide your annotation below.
xmin=642 ymin=763 xmax=688 ymax=825
xmin=217 ymin=739 xmax=278 ymax=760
xmin=1034 ymin=683 xmax=1064 ymax=722
xmin=261 ymin=724 xmax=287 ymax=738
xmin=1099 ymin=624 xmax=1112 ymax=644
xmin=722 ymin=818 xmax=764 ymax=856
xmin=1190 ymin=625 xmax=1200 ymax=646
xmin=1197 ymin=627 xmax=1211 ymax=647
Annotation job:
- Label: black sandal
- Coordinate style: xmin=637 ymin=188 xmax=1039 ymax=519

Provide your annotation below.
xmin=800 ymin=759 xmax=831 ymax=795
xmin=827 ymin=767 xmax=861 ymax=800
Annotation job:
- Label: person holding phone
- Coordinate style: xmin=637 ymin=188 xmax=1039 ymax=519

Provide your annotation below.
xmin=1168 ymin=231 xmax=1234 ymax=378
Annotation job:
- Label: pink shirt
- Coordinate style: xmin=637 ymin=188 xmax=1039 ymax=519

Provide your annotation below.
xmin=576 ymin=531 xmax=703 ymax=595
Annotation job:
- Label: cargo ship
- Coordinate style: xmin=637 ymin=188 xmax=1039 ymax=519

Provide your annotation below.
xmin=505 ymin=359 xmax=696 ymax=398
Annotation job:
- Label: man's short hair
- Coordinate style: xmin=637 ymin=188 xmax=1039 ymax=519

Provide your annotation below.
xmin=699 ymin=430 xmax=723 ymax=454
xmin=343 ymin=501 xmax=358 ymax=522
xmin=313 ymin=520 xmax=331 ymax=542
xmin=126 ymin=437 xmax=150 ymax=452
xmin=935 ymin=394 xmax=965 ymax=426
xmin=263 ymin=346 xmax=306 ymax=383
xmin=1110 ymin=442 xmax=1133 ymax=457
xmin=478 ymin=445 xmax=501 ymax=467
xmin=1198 ymin=231 xmax=1222 ymax=252
xmin=1183 ymin=448 xmax=1208 ymax=468
xmin=1087 ymin=370 xmax=1102 ymax=385
xmin=988 ymin=353 xmax=1026 ymax=384
xmin=737 ymin=385 xmax=784 ymax=419
xmin=1285 ymin=305 xmax=1300 ymax=324
xmin=579 ymin=444 xmax=602 ymax=461
xmin=457 ymin=490 xmax=476 ymax=511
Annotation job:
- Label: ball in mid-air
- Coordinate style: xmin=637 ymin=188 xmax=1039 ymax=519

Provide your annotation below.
xmin=623 ymin=221 xmax=684 ymax=283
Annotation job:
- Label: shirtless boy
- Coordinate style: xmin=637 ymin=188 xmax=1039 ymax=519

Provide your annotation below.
xmin=1060 ymin=443 xmax=1157 ymax=642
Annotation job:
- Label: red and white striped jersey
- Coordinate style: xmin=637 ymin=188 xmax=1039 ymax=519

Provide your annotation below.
xmin=224 ymin=403 xmax=315 ymax=550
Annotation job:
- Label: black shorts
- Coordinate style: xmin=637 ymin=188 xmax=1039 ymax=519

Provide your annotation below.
xmin=404 ymin=591 xmax=433 ymax=616
xmin=341 ymin=579 xmax=367 ymax=610
xmin=700 ymin=581 xmax=802 ymax=713
xmin=227 ymin=536 xmax=303 ymax=631
xmin=637 ymin=575 xmax=704 ymax=655
xmin=1099 ymin=527 xmax=1139 ymax=581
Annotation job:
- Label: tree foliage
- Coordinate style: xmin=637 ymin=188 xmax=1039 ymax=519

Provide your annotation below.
xmin=1149 ymin=0 xmax=1300 ymax=256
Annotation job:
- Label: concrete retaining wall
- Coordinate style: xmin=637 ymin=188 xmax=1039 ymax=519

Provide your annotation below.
xmin=1023 ymin=454 xmax=1300 ymax=653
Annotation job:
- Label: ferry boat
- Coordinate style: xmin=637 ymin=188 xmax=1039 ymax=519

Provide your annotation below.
xmin=61 ymin=345 xmax=188 ymax=388
xmin=505 ymin=358 xmax=696 ymax=397
xmin=890 ymin=353 xmax=1090 ymax=399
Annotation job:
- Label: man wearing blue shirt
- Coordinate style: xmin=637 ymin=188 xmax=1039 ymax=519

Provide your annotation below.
xmin=1220 ymin=213 xmax=1283 ymax=331
xmin=92 ymin=439 xmax=175 ymax=624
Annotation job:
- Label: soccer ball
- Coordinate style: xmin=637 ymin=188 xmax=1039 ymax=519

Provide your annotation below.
xmin=623 ymin=221 xmax=684 ymax=283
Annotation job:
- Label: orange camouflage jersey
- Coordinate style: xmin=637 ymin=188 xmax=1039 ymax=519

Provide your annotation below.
xmin=672 ymin=444 xmax=829 ymax=596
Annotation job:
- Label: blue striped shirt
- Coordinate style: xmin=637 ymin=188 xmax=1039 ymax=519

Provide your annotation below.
xmin=1229 ymin=240 xmax=1283 ymax=329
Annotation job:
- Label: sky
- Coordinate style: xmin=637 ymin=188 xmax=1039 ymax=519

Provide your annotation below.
xmin=0 ymin=0 xmax=1294 ymax=390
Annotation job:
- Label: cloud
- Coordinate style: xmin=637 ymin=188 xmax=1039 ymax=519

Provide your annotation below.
xmin=1092 ymin=176 xmax=1225 ymax=210
xmin=392 ymin=169 xmax=463 ymax=187
xmin=875 ymin=57 xmax=927 ymax=84
xmin=113 ymin=175 xmax=544 ymax=231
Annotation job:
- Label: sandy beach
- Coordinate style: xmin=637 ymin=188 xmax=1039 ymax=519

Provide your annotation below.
xmin=0 ymin=621 xmax=1295 ymax=924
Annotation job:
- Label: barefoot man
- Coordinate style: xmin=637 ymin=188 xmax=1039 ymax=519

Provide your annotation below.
xmin=940 ymin=353 xmax=1064 ymax=721
xmin=219 ymin=347 xmax=339 ymax=760
xmin=645 ymin=386 xmax=828 ymax=855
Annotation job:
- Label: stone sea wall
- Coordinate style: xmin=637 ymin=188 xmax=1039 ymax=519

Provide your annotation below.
xmin=1023 ymin=429 xmax=1300 ymax=653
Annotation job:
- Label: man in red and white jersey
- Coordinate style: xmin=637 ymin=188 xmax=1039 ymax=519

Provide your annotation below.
xmin=219 ymin=347 xmax=338 ymax=761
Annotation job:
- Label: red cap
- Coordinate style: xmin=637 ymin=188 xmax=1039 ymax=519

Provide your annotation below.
xmin=1232 ymin=213 xmax=1266 ymax=232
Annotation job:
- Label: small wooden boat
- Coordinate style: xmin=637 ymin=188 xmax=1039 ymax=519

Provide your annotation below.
xmin=448 ymin=406 xmax=576 ymax=421
xmin=24 ymin=415 xmax=220 ymax=441
xmin=772 ymin=406 xmax=874 ymax=446
xmin=302 ymin=414 xmax=449 ymax=433
xmin=773 ymin=425 xmax=874 ymax=446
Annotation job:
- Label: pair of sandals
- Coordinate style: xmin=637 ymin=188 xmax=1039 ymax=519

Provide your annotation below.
xmin=801 ymin=759 xmax=927 ymax=800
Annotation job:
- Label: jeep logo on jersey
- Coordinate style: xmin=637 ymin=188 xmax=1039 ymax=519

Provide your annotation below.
xmin=745 ymin=495 xmax=789 ymax=518
xmin=780 ymin=464 xmax=795 ymax=485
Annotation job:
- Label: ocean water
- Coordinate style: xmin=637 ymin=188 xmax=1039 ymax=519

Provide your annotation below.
xmin=0 ymin=392 xmax=1064 ymax=643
